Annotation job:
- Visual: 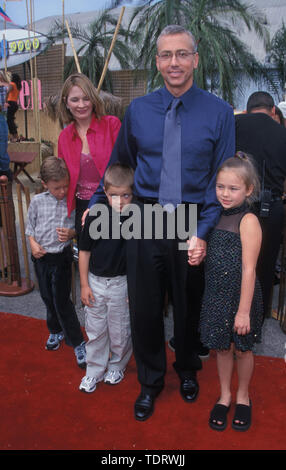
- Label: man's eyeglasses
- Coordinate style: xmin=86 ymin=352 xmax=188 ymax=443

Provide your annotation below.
xmin=157 ymin=50 xmax=197 ymax=62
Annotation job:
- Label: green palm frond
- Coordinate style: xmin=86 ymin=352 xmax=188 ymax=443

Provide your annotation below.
xmin=268 ymin=22 xmax=286 ymax=92
xmin=48 ymin=10 xmax=133 ymax=92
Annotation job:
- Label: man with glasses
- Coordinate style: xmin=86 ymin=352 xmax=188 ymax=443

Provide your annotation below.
xmin=89 ymin=25 xmax=235 ymax=421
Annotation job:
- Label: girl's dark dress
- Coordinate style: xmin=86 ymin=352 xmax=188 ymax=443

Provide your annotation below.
xmin=200 ymin=204 xmax=263 ymax=352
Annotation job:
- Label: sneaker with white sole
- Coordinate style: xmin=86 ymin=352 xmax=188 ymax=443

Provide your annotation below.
xmin=103 ymin=369 xmax=125 ymax=385
xmin=74 ymin=342 xmax=86 ymax=369
xmin=45 ymin=332 xmax=64 ymax=351
xmin=79 ymin=375 xmax=101 ymax=393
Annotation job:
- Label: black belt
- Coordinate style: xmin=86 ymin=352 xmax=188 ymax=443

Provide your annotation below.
xmin=137 ymin=196 xmax=159 ymax=204
xmin=31 ymin=245 xmax=73 ymax=265
xmin=136 ymin=196 xmax=195 ymax=205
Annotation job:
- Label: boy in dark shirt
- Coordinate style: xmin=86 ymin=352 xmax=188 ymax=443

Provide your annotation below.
xmin=79 ymin=163 xmax=134 ymax=393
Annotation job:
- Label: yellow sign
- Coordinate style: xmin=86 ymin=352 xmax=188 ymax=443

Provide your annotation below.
xmin=10 ymin=37 xmax=40 ymax=53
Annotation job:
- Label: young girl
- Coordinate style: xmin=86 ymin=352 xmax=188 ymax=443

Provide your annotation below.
xmin=199 ymin=152 xmax=263 ymax=432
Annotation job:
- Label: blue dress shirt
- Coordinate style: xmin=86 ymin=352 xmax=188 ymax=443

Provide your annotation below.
xmin=89 ymin=83 xmax=235 ymax=240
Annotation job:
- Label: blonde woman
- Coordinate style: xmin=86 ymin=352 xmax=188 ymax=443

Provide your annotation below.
xmin=58 ymin=73 xmax=121 ymax=241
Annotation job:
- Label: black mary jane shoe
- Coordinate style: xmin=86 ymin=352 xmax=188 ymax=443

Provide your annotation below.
xmin=180 ymin=376 xmax=199 ymax=403
xmin=134 ymin=392 xmax=156 ymax=421
xmin=209 ymin=402 xmax=231 ymax=431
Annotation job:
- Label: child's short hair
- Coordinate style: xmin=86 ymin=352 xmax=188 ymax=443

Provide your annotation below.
xmin=217 ymin=152 xmax=260 ymax=204
xmin=104 ymin=162 xmax=134 ymax=191
xmin=40 ymin=156 xmax=69 ymax=183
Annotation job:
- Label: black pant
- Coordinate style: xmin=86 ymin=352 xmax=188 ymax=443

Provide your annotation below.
xmin=75 ymin=197 xmax=89 ymax=246
xmin=7 ymin=101 xmax=18 ymax=136
xmin=254 ymin=200 xmax=284 ymax=318
xmin=33 ymin=248 xmax=84 ymax=348
xmin=127 ymin=205 xmax=202 ymax=395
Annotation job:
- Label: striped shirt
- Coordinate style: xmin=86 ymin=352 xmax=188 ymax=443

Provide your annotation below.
xmin=26 ymin=191 xmax=75 ymax=253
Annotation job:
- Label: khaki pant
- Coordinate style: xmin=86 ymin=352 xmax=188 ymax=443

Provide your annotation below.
xmin=85 ymin=273 xmax=132 ymax=380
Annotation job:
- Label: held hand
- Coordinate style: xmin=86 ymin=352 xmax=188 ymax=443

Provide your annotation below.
xmin=187 ymin=236 xmax=207 ymax=265
xmin=56 ymin=227 xmax=76 ymax=242
xmin=188 ymin=246 xmax=205 ymax=264
xmin=234 ymin=311 xmax=251 ymax=336
xmin=81 ymin=208 xmax=90 ymax=227
xmin=81 ymin=286 xmax=95 ymax=307
xmin=30 ymin=239 xmax=47 ymax=259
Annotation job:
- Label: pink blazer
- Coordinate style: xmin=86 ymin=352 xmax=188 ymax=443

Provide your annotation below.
xmin=58 ymin=114 xmax=121 ymax=216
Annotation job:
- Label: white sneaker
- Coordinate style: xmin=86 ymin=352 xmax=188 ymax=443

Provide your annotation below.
xmin=79 ymin=376 xmax=99 ymax=393
xmin=74 ymin=342 xmax=86 ymax=369
xmin=45 ymin=332 xmax=64 ymax=351
xmin=103 ymin=369 xmax=125 ymax=385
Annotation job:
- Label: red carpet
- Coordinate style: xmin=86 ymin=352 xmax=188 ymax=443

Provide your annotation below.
xmin=0 ymin=312 xmax=285 ymax=451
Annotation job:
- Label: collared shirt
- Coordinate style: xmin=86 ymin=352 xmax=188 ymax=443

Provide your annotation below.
xmin=89 ymin=84 xmax=235 ymax=240
xmin=26 ymin=191 xmax=75 ymax=253
xmin=58 ymin=114 xmax=121 ymax=216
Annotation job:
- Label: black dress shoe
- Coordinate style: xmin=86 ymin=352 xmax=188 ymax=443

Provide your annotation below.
xmin=134 ymin=392 xmax=156 ymax=421
xmin=180 ymin=376 xmax=199 ymax=403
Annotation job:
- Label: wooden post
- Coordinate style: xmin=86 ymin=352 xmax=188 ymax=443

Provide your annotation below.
xmin=24 ymin=186 xmax=31 ymax=207
xmin=0 ymin=181 xmax=34 ymax=296
xmin=65 ymin=20 xmax=81 ymax=73
xmin=0 ymin=231 xmax=5 ymax=279
xmin=24 ymin=0 xmax=41 ymax=163
xmin=62 ymin=0 xmax=65 ymax=79
xmin=16 ymin=184 xmax=32 ymax=288
xmin=0 ymin=182 xmax=16 ymax=284
xmin=32 ymin=77 xmax=41 ymax=151
xmin=3 ymin=34 xmax=7 ymax=72
xmin=25 ymin=0 xmax=34 ymax=83
xmin=97 ymin=6 xmax=125 ymax=93
xmin=3 ymin=1 xmax=7 ymax=71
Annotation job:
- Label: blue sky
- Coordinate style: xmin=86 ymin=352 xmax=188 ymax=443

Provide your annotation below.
xmin=1 ymin=0 xmax=121 ymax=26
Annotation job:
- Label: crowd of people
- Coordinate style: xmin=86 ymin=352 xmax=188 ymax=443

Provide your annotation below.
xmin=1 ymin=24 xmax=284 ymax=433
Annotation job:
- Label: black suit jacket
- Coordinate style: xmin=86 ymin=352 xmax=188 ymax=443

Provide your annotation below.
xmin=235 ymin=112 xmax=286 ymax=197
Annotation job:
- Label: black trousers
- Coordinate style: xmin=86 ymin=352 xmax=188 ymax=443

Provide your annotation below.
xmin=127 ymin=205 xmax=202 ymax=395
xmin=33 ymin=248 xmax=84 ymax=348
xmin=254 ymin=200 xmax=284 ymax=318
xmin=7 ymin=101 xmax=18 ymax=136
xmin=75 ymin=197 xmax=89 ymax=246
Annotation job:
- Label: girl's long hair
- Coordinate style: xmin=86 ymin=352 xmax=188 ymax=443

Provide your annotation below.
xmin=11 ymin=73 xmax=22 ymax=91
xmin=217 ymin=152 xmax=260 ymax=205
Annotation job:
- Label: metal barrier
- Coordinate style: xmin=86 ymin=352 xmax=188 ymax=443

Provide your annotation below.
xmin=0 ymin=181 xmax=34 ymax=296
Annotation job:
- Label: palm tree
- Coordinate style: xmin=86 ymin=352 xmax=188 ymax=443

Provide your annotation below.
xmin=49 ymin=10 xmax=133 ymax=93
xmin=268 ymin=22 xmax=286 ymax=97
xmin=128 ymin=0 xmax=272 ymax=104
